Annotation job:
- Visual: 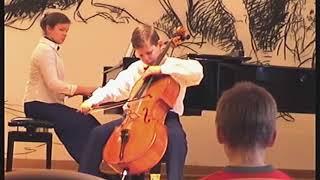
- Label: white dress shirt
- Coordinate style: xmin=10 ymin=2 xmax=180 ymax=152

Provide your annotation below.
xmin=86 ymin=57 xmax=204 ymax=116
xmin=24 ymin=37 xmax=77 ymax=104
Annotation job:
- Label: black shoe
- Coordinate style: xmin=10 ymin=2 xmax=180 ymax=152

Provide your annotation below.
xmin=99 ymin=171 xmax=121 ymax=180
xmin=126 ymin=174 xmax=145 ymax=180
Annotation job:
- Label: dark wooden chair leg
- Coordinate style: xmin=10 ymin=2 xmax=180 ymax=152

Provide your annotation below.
xmin=46 ymin=133 xmax=52 ymax=169
xmin=6 ymin=132 xmax=15 ymax=172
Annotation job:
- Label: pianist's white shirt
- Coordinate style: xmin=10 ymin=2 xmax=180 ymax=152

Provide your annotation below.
xmin=86 ymin=57 xmax=204 ymax=116
xmin=24 ymin=37 xmax=77 ymax=104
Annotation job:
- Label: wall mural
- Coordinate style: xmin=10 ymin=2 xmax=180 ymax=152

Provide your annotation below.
xmin=5 ymin=0 xmax=315 ymax=67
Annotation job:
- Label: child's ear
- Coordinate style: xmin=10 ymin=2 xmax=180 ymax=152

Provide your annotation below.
xmin=267 ymin=130 xmax=277 ymax=147
xmin=217 ymin=127 xmax=225 ymax=144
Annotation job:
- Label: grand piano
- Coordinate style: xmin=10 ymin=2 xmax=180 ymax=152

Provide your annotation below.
xmin=102 ymin=54 xmax=316 ymax=115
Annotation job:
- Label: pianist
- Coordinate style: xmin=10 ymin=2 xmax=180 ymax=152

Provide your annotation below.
xmin=23 ymin=12 xmax=101 ymax=164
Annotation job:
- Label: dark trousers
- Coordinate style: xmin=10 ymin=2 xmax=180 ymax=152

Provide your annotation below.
xmin=24 ymin=101 xmax=101 ymax=163
xmin=79 ymin=111 xmax=187 ymax=180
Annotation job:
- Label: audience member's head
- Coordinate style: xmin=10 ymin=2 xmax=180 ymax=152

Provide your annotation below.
xmin=216 ymin=81 xmax=277 ymax=155
xmin=201 ymin=82 xmax=291 ymax=180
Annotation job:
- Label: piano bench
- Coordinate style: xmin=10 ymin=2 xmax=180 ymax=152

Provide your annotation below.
xmin=6 ymin=117 xmax=54 ymax=172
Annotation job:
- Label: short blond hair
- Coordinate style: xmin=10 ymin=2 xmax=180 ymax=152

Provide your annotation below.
xmin=131 ymin=24 xmax=160 ymax=49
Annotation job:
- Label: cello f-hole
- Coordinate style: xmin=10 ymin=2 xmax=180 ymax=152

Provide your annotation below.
xmin=143 ymin=108 xmax=150 ymax=123
xmin=119 ymin=129 xmax=130 ymax=160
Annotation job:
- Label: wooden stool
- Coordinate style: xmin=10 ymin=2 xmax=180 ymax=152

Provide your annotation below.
xmin=6 ymin=117 xmax=54 ymax=172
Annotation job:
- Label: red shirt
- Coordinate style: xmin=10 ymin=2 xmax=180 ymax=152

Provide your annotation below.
xmin=200 ymin=165 xmax=292 ymax=180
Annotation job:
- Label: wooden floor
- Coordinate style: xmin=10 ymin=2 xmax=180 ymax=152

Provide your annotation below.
xmin=4 ymin=159 xmax=316 ymax=180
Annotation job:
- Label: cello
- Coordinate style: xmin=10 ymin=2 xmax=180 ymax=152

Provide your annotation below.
xmin=102 ymin=27 xmax=190 ymax=176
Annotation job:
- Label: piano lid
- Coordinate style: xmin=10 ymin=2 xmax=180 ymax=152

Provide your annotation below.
xmin=187 ymin=53 xmax=252 ymax=63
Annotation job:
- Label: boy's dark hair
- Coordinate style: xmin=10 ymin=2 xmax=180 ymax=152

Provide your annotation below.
xmin=131 ymin=24 xmax=160 ymax=49
xmin=40 ymin=12 xmax=71 ymax=33
xmin=216 ymin=81 xmax=277 ymax=149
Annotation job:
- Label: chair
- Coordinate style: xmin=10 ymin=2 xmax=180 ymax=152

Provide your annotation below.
xmin=6 ymin=117 xmax=54 ymax=172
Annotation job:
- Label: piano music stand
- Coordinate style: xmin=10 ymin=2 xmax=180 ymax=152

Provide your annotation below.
xmin=183 ymin=54 xmax=247 ymax=115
